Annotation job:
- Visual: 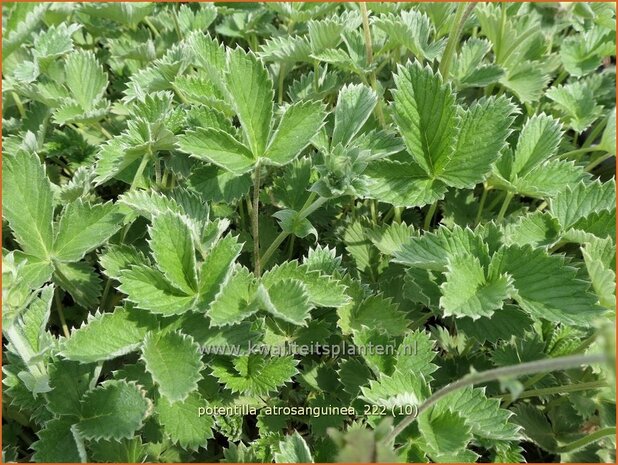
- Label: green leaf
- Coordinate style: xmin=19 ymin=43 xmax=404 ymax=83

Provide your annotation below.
xmin=546 ymin=81 xmax=603 ymax=133
xmin=456 ymin=304 xmax=533 ymax=344
xmin=141 ymin=330 xmax=203 ymax=402
xmin=225 ymin=47 xmax=273 ymax=157
xmin=207 ymin=266 xmax=259 ymax=326
xmin=581 ymin=237 xmax=616 ymax=310
xmin=197 ymin=235 xmax=243 ymax=306
xmin=512 ymin=114 xmax=563 ymax=176
xmin=64 ymin=50 xmax=107 ymax=110
xmin=261 ymin=261 xmax=349 ymax=308
xmin=76 ymin=380 xmax=150 ymax=440
xmin=60 ymin=306 xmax=158 ymax=363
xmin=366 ymin=160 xmax=448 ymax=207
xmin=550 ymin=179 xmax=616 ymax=230
xmin=492 ymin=245 xmax=604 ymax=327
xmin=118 ymin=265 xmax=196 ymax=316
xmin=348 ymin=294 xmax=409 ymax=336
xmin=433 ymin=387 xmax=521 ymax=441
xmin=264 ymin=100 xmax=326 ymax=166
xmin=32 ymin=418 xmax=83 ymax=463
xmin=149 ymin=211 xmax=198 ymax=295
xmin=2 ymin=151 xmax=54 ymax=259
xmin=46 ymin=360 xmax=93 ymax=416
xmin=395 ymin=330 xmax=438 ymax=379
xmin=156 ymin=392 xmax=215 ymax=450
xmin=99 ymin=244 xmax=148 ymax=281
xmin=177 ymin=128 xmax=255 ymax=176
xmin=274 ymin=432 xmax=314 ymax=463
xmin=511 ymin=404 xmax=557 ymax=452
xmin=257 ymin=279 xmax=312 ymax=326
xmin=439 ymin=96 xmax=516 ymax=188
xmin=361 ymin=370 xmax=430 ymax=408
xmin=273 ymin=209 xmax=318 ymax=239
xmin=418 ymin=409 xmax=472 ymax=454
xmin=53 ymin=261 xmax=102 ymax=309
xmin=393 ymin=225 xmax=488 ymax=271
xmin=331 ymin=84 xmax=378 ymax=148
xmin=600 ymin=108 xmax=616 ymax=155
xmin=211 ymin=354 xmax=298 ymax=396
xmin=392 ymin=61 xmax=457 ymax=176
xmin=53 ymin=200 xmax=123 ymax=262
xmin=502 ymin=212 xmax=561 ymax=248
xmin=440 ymin=254 xmax=513 ymax=319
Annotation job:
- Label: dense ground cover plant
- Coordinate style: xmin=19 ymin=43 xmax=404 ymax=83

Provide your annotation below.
xmin=2 ymin=2 xmax=616 ymax=463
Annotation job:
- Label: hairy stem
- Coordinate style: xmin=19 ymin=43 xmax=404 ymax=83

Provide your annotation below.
xmin=261 ymin=195 xmax=327 ymax=269
xmin=557 ymin=427 xmax=616 ymax=453
xmin=54 ymin=290 xmax=70 ymax=338
xmin=252 ymin=163 xmax=262 ymax=277
xmin=496 ymin=191 xmax=514 ymax=222
xmin=474 ymin=185 xmax=489 ymax=226
xmin=438 ymin=3 xmax=476 ymax=78
xmin=386 ymin=352 xmax=606 ymax=443
xmin=359 ymin=2 xmax=386 ymax=126
xmin=423 ymin=202 xmax=438 ymax=230
xmin=559 ymin=145 xmax=600 ymax=160
xmin=498 ymin=380 xmax=608 ymax=403
xmin=585 ymin=152 xmax=613 ymax=172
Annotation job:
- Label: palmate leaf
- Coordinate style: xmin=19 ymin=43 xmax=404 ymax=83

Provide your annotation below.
xmin=197 ymin=235 xmax=243 ymax=307
xmin=395 ymin=330 xmax=438 ymax=380
xmin=224 ymin=47 xmax=273 ymax=158
xmin=46 ymin=360 xmax=93 ymax=417
xmin=60 ymin=306 xmax=158 ymax=363
xmin=417 ymin=409 xmax=472 ymax=455
xmin=76 ymin=380 xmax=151 ymax=441
xmin=264 ymin=100 xmax=326 ymax=166
xmin=32 ymin=417 xmax=84 ymax=463
xmin=361 ymin=370 xmax=430 ymax=408
xmin=492 ymin=245 xmax=604 ymax=327
xmin=53 ymin=261 xmax=102 ymax=309
xmin=3 ymin=150 xmax=54 ymax=259
xmin=366 ymin=63 xmax=515 ymax=207
xmin=581 ymin=237 xmax=616 ymax=310
xmin=63 ymin=50 xmax=107 ymax=111
xmin=550 ymin=179 xmax=616 ymax=230
xmin=256 ymin=279 xmax=313 ymax=326
xmin=177 ymin=128 xmax=255 ymax=175
xmin=440 ymin=254 xmax=513 ymax=320
xmin=512 ymin=114 xmax=563 ymax=176
xmin=392 ymin=62 xmax=457 ymax=176
xmin=432 ymin=387 xmax=521 ymax=441
xmin=347 ymin=294 xmax=409 ymax=337
xmin=156 ymin=391 xmax=215 ymax=450
xmin=141 ymin=330 xmax=203 ymax=402
xmin=331 ymin=84 xmax=378 ymax=148
xmin=211 ymin=354 xmax=298 ymax=396
xmin=261 ymin=260 xmax=349 ymax=308
xmin=149 ymin=211 xmax=198 ymax=295
xmin=207 ymin=266 xmax=259 ymax=326
xmin=118 ymin=265 xmax=196 ymax=316
xmin=53 ymin=200 xmax=123 ymax=262
xmin=456 ymin=305 xmax=534 ymax=344
xmin=274 ymin=432 xmax=314 ymax=463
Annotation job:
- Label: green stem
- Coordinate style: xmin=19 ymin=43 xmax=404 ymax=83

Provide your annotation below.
xmin=144 ymin=17 xmax=161 ymax=38
xmin=386 ymin=352 xmax=606 ymax=443
xmin=252 ymin=163 xmax=262 ymax=277
xmin=583 ymin=119 xmax=607 ymax=148
xmin=556 ymin=427 xmax=616 ymax=454
xmin=313 ymin=60 xmax=320 ymax=92
xmin=498 ymin=380 xmax=608 ymax=403
xmin=423 ymin=202 xmax=438 ymax=230
xmin=261 ymin=196 xmax=327 ymax=269
xmin=131 ymin=151 xmax=151 ymax=190
xmin=496 ymin=191 xmax=514 ymax=222
xmin=438 ymin=2 xmax=476 ymax=78
xmin=585 ymin=152 xmax=613 ymax=172
xmin=474 ymin=185 xmax=489 ymax=226
xmin=11 ymin=92 xmax=26 ymax=118
xmin=559 ymin=145 xmax=601 ymax=160
xmin=278 ymin=63 xmax=286 ymax=105
xmin=359 ymin=2 xmax=386 ymax=127
xmin=54 ymin=290 xmax=70 ymax=338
